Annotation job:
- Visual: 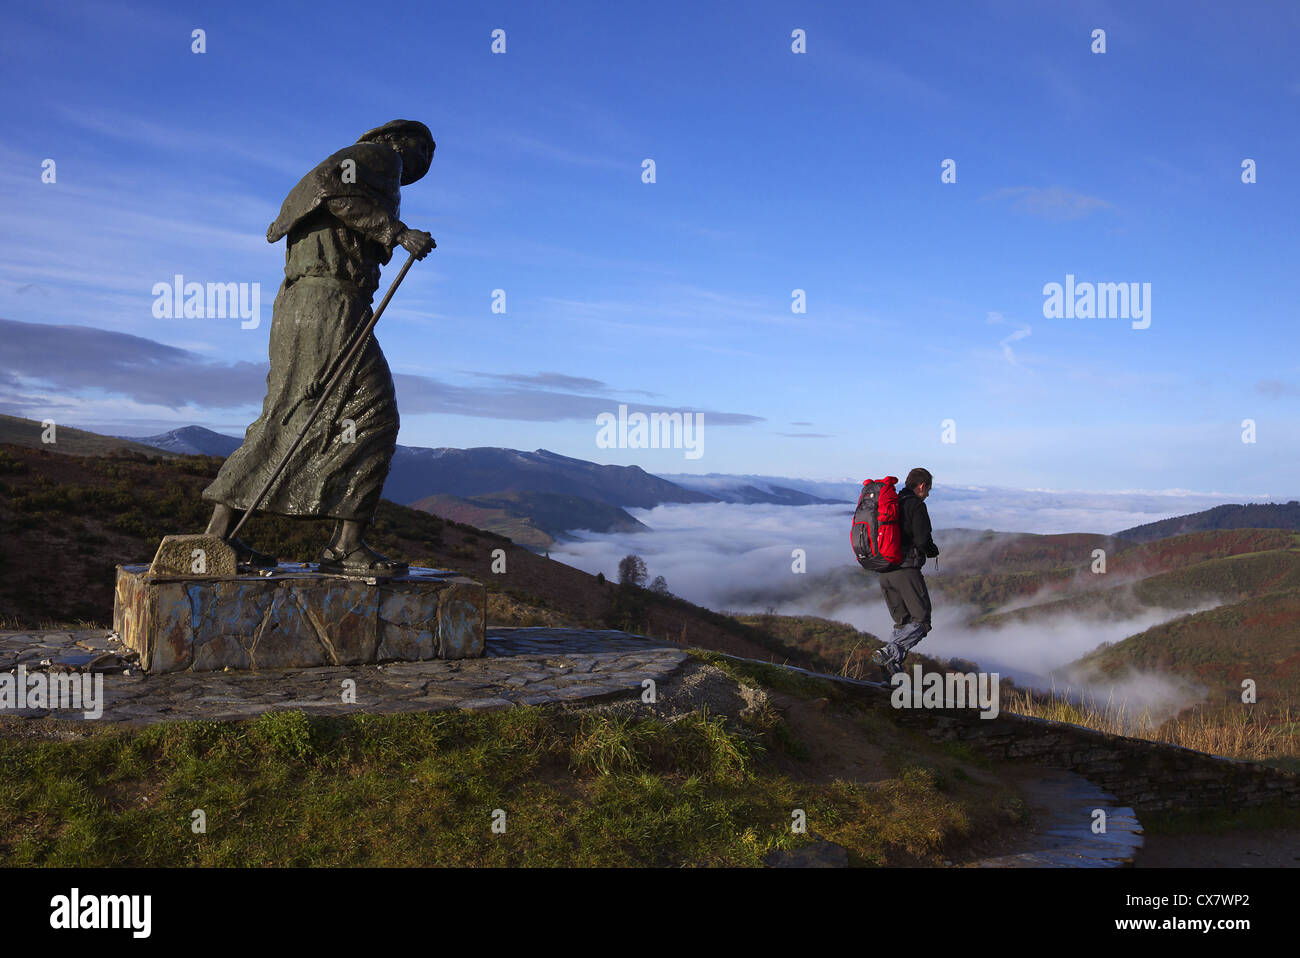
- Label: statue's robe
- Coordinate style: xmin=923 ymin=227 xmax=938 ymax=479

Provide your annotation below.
xmin=203 ymin=143 xmax=407 ymax=521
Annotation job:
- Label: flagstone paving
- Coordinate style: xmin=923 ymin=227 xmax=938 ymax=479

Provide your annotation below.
xmin=0 ymin=627 xmax=689 ymax=724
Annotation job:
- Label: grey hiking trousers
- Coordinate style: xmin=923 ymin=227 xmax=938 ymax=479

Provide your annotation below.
xmin=879 ymin=566 xmax=932 ymax=657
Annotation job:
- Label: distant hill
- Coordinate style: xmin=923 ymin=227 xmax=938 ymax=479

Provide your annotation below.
xmin=408 ymin=493 xmax=553 ymax=551
xmin=0 ymin=414 xmax=175 ymax=459
xmin=411 ymin=490 xmax=649 ymax=551
xmin=1064 ymin=586 xmax=1300 ymax=706
xmin=383 ymin=445 xmax=717 ymax=509
xmin=936 ymin=529 xmax=1124 ymax=576
xmin=970 ymin=535 xmax=1300 ymax=629
xmin=652 ymin=472 xmax=850 ymax=505
xmin=1115 ymin=501 xmax=1300 ymax=542
xmin=123 ymin=427 xmax=717 ymax=512
xmin=124 ymin=425 xmax=242 ymax=457
xmin=940 ymin=528 xmax=1299 ymax=616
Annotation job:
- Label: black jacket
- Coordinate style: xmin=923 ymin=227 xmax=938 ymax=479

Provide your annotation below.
xmin=897 ymin=487 xmax=939 ymax=570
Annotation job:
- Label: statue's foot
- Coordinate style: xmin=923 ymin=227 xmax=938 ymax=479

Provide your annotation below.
xmin=318 ymin=543 xmax=409 ymax=577
xmin=228 ymin=537 xmax=277 ymax=569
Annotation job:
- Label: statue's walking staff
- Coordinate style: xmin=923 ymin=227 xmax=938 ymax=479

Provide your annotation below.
xmin=226 ymin=250 xmax=419 ymax=544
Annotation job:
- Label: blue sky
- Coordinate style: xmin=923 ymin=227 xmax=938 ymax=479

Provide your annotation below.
xmin=2 ymin=0 xmax=1298 ymax=496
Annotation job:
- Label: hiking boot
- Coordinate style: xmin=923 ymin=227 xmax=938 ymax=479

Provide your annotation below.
xmin=871 ymin=645 xmax=901 ymax=680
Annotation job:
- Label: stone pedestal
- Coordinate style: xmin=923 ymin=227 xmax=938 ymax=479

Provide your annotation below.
xmin=113 ymin=563 xmax=485 ymax=673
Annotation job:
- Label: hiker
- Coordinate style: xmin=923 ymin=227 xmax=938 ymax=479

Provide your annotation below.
xmin=871 ymin=468 xmax=939 ymax=675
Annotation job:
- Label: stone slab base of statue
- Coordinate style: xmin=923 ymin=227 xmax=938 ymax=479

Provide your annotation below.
xmin=113 ymin=563 xmax=486 ymax=673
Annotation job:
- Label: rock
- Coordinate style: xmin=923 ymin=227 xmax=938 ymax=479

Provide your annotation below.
xmin=149 ymin=535 xmax=238 ymax=577
xmin=738 ymin=682 xmax=772 ymax=721
xmin=46 ymin=651 xmax=134 ymax=673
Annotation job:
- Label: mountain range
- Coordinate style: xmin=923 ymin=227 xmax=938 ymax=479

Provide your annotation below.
xmin=122 ymin=426 xmax=845 ymax=504
xmin=111 ymin=425 xmax=838 ymax=549
xmin=2 ymin=419 xmax=1295 ymax=548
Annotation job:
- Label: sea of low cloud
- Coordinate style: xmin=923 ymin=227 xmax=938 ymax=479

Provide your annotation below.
xmin=552 ymin=484 xmax=1277 ymax=606
xmin=550 ymin=485 xmax=1283 ymax=716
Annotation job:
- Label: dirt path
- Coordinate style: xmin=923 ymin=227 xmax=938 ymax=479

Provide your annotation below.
xmin=768 ymin=692 xmax=891 ymax=784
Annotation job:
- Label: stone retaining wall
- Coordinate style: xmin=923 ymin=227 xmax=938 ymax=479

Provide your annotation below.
xmin=726 ymin=656 xmax=1300 ymax=815
xmin=895 ymin=704 xmax=1300 ymax=815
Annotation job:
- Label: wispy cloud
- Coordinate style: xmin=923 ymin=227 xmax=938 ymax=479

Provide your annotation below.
xmin=542 ymin=284 xmax=869 ymax=341
xmin=986 ymin=311 xmax=1032 ymax=365
xmin=465 ymin=370 xmax=659 ymax=398
xmin=393 ymin=375 xmax=762 ymax=424
xmin=56 ymin=106 xmax=305 ymax=178
xmin=983 ymin=185 xmax=1114 ymax=220
xmin=1256 ymin=379 xmax=1300 ymax=398
xmin=0 ymin=317 xmax=765 ymax=426
xmin=478 ymin=131 xmax=628 ymax=173
xmin=0 ymin=316 xmax=267 ymax=409
xmin=817 ymin=48 xmax=949 ymax=108
xmin=0 ymin=145 xmax=276 ymax=344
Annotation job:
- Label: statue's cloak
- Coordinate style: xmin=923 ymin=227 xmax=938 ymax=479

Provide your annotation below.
xmin=266 ymin=142 xmax=402 ymax=243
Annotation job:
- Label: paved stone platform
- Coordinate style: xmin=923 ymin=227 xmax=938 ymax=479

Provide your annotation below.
xmin=0 ymin=627 xmax=688 ymax=725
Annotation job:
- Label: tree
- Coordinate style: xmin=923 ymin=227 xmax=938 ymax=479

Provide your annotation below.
xmin=649 ymin=575 xmax=670 ymax=596
xmin=617 ymin=554 xmax=648 ymax=588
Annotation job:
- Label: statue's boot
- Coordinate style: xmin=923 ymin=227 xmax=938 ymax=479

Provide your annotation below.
xmin=205 ymin=504 xmax=276 ymax=569
xmin=318 ymin=542 xmax=408 ymax=576
xmin=228 ymin=537 xmax=277 ymax=569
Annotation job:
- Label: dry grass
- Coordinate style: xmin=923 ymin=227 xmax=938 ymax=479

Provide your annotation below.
xmin=1154 ymin=706 xmax=1298 ymax=761
xmin=1003 ymin=686 xmax=1298 ymax=762
xmin=0 ymin=616 xmax=106 ymax=632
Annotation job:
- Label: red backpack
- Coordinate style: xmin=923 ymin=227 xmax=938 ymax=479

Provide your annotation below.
xmin=851 ymin=476 xmax=903 ymax=572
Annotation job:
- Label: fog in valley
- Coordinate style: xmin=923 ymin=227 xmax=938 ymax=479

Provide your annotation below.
xmin=552 ymin=494 xmax=1231 ymax=719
